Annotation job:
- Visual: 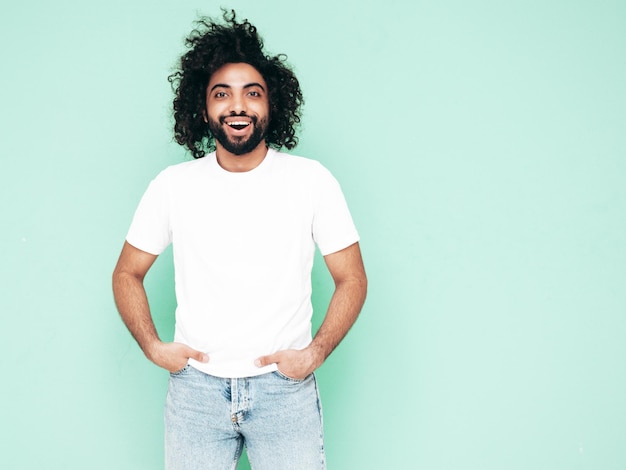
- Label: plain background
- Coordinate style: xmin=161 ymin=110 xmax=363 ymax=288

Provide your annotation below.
xmin=1 ymin=0 xmax=625 ymax=468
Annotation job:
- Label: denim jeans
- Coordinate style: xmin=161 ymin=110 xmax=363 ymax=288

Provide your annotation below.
xmin=164 ymin=365 xmax=326 ymax=470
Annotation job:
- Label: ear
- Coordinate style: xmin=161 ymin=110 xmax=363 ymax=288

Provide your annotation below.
xmin=202 ymin=109 xmax=208 ymax=123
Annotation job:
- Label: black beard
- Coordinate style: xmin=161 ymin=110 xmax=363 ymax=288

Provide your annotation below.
xmin=208 ymin=114 xmax=269 ymax=156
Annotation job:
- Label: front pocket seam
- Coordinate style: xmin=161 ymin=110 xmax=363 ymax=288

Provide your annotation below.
xmin=273 ymin=370 xmax=306 ymax=383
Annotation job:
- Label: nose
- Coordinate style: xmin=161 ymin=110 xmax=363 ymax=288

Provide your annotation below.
xmin=229 ymin=93 xmax=246 ymax=115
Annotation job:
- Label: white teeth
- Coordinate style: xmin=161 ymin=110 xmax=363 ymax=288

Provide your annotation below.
xmin=228 ymin=121 xmax=249 ymax=126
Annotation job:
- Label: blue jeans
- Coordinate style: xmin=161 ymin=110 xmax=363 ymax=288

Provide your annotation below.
xmin=164 ymin=365 xmax=326 ymax=470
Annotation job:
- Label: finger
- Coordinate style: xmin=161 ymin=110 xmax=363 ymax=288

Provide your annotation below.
xmin=255 ymin=353 xmax=279 ymax=368
xmin=185 ymin=346 xmax=209 ymax=363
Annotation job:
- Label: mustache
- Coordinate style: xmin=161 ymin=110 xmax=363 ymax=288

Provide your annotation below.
xmin=219 ymin=113 xmax=258 ymax=125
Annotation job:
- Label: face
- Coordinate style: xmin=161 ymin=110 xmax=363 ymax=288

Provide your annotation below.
xmin=205 ymin=63 xmax=270 ymax=156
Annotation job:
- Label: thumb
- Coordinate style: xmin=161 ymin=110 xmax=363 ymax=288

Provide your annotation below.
xmin=255 ymin=353 xmax=280 ymax=368
xmin=186 ymin=347 xmax=209 ymax=363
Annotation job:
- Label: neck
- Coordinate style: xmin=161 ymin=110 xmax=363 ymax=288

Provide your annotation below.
xmin=215 ymin=141 xmax=269 ymax=173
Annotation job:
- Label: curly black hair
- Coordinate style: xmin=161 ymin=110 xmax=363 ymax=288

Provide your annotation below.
xmin=168 ymin=9 xmax=304 ymax=159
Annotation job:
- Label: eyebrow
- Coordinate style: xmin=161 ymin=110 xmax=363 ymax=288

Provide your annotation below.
xmin=209 ymin=82 xmax=266 ymax=92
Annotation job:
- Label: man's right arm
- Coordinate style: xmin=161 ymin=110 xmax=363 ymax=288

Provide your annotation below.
xmin=112 ymin=241 xmax=208 ymax=372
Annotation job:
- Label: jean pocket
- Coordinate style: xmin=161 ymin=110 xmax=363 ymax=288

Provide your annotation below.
xmin=272 ymin=369 xmax=308 ymax=383
xmin=170 ymin=364 xmax=191 ymax=377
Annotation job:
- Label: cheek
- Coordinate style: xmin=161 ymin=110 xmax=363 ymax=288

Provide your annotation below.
xmin=205 ymin=103 xmax=224 ymax=122
xmin=258 ymin=101 xmax=270 ymax=117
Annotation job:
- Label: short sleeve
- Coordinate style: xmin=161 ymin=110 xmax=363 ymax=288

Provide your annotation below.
xmin=311 ymin=164 xmax=360 ymax=256
xmin=126 ymin=171 xmax=172 ymax=255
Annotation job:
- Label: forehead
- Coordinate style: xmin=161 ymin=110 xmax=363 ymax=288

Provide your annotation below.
xmin=207 ymin=63 xmax=267 ymax=89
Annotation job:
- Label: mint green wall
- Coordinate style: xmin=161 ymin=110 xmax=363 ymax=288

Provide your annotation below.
xmin=2 ymin=1 xmax=625 ymax=469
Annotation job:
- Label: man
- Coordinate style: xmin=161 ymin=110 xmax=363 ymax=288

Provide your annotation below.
xmin=112 ymin=10 xmax=366 ymax=470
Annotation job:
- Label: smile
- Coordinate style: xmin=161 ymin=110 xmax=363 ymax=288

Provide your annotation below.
xmin=227 ymin=121 xmax=251 ymax=131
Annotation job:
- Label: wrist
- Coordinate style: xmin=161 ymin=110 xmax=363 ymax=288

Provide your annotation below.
xmin=143 ymin=339 xmax=164 ymax=363
xmin=306 ymin=342 xmax=326 ymax=370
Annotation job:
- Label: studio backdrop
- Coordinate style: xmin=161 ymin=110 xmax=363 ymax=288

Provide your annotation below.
xmin=1 ymin=1 xmax=625 ymax=469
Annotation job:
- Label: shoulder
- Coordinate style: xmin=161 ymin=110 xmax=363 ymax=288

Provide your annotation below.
xmin=152 ymin=155 xmax=213 ymax=184
xmin=271 ymin=150 xmax=332 ymax=178
xmin=162 ymin=156 xmax=212 ymax=175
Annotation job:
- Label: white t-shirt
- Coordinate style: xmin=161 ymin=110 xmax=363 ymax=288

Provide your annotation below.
xmin=126 ymin=148 xmax=359 ymax=378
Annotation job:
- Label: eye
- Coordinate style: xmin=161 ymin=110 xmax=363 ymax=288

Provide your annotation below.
xmin=248 ymin=90 xmax=261 ymax=97
xmin=214 ymin=91 xmax=228 ymax=98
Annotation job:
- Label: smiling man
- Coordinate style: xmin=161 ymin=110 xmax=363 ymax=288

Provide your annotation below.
xmin=204 ymin=62 xmax=270 ymax=170
xmin=112 ymin=10 xmax=366 ymax=470
xmin=205 ymin=63 xmax=269 ymax=159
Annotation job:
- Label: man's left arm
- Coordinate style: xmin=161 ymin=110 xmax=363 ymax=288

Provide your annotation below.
xmin=255 ymin=242 xmax=367 ymax=379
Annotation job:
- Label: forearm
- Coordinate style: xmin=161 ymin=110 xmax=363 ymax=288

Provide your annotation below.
xmin=112 ymin=271 xmax=161 ymax=359
xmin=309 ymin=276 xmax=367 ymax=368
xmin=253 ymin=243 xmax=367 ymax=378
